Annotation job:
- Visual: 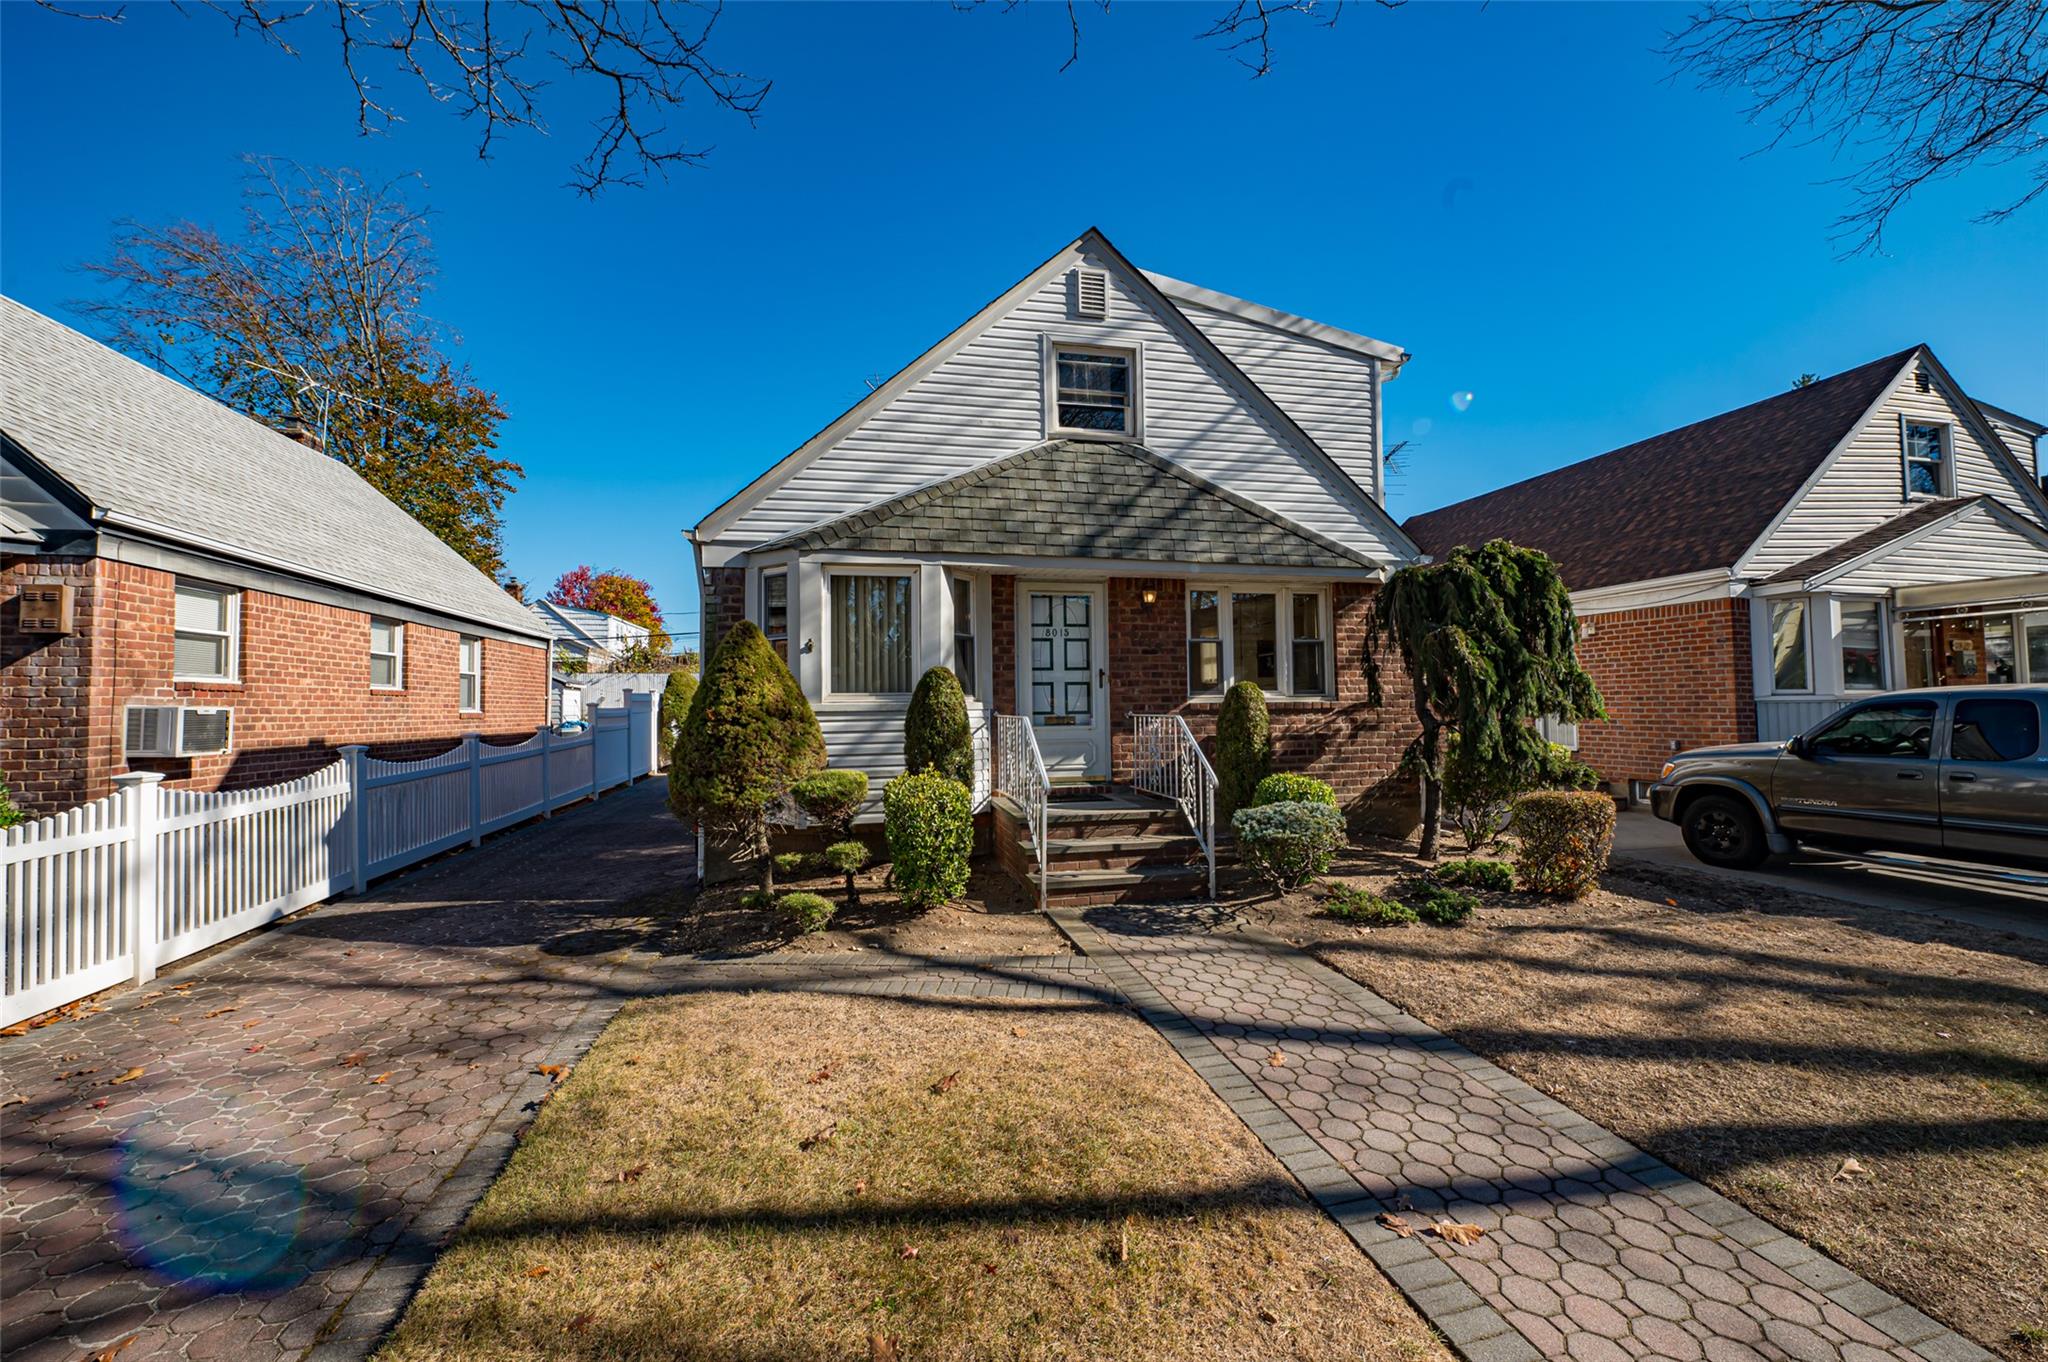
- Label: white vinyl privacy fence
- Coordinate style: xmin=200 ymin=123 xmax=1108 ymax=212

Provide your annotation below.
xmin=1 ymin=693 xmax=657 ymax=1026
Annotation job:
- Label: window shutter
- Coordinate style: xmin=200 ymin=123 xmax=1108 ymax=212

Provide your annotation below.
xmin=1075 ymin=269 xmax=1108 ymax=319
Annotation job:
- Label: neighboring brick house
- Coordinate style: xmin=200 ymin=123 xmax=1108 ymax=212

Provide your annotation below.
xmin=690 ymin=229 xmax=1423 ymax=900
xmin=1 ymin=297 xmax=551 ymax=815
xmin=1406 ymin=346 xmax=2048 ymax=794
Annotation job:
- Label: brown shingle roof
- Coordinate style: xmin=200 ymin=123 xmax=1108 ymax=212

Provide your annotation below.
xmin=1402 ymin=347 xmax=1920 ymax=591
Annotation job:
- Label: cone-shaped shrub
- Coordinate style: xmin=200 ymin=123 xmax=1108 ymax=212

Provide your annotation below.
xmin=669 ymin=620 xmax=825 ymax=892
xmin=657 ymin=667 xmax=698 ymax=767
xmin=904 ymin=666 xmax=974 ymax=788
xmin=1216 ymin=681 xmax=1272 ymax=823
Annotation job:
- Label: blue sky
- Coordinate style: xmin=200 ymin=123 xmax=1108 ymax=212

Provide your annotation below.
xmin=5 ymin=2 xmax=2045 ymax=646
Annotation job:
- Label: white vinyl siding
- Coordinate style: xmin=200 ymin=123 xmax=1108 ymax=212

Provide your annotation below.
xmin=1744 ymin=359 xmax=2048 ymax=577
xmin=1175 ymin=300 xmax=1381 ymax=502
xmin=173 ymin=581 xmax=239 ymax=682
xmin=717 ymin=248 xmax=1404 ymax=562
xmin=1825 ymin=508 xmax=2048 ymax=590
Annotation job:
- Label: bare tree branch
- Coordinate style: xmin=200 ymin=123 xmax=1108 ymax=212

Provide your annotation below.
xmin=1665 ymin=0 xmax=2048 ymax=255
xmin=37 ymin=1 xmax=768 ymax=194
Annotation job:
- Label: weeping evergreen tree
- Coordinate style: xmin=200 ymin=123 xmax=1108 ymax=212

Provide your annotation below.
xmin=1364 ymin=540 xmax=1605 ymax=860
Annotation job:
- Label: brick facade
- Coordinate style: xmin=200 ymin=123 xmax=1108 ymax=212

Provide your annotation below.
xmin=1574 ymin=596 xmax=1755 ymax=786
xmin=991 ymin=575 xmax=1421 ymax=834
xmin=700 ymin=565 xmax=747 ymax=659
xmin=3 ymin=554 xmax=547 ymax=815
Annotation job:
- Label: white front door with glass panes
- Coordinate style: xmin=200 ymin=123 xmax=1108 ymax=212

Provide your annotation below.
xmin=1020 ymin=584 xmax=1107 ymax=782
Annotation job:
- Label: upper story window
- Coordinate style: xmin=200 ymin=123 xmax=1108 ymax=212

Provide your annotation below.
xmin=174 ymin=580 xmax=239 ymax=683
xmin=1048 ymin=343 xmax=1139 ymax=440
xmin=760 ymin=571 xmax=789 ymax=665
xmin=370 ymin=617 xmax=405 ymax=690
xmin=458 ymin=635 xmax=483 ymax=712
xmin=1902 ymin=420 xmax=1950 ymax=497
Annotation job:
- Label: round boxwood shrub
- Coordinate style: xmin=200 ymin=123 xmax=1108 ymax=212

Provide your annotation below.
xmin=1410 ymin=882 xmax=1479 ymax=926
xmin=1216 ymin=681 xmax=1272 ymax=823
xmin=822 ymin=838 xmax=871 ymax=906
xmin=1231 ymin=801 xmax=1344 ymax=890
xmin=884 ymin=771 xmax=973 ymax=909
xmin=1324 ymin=885 xmax=1417 ymax=926
xmin=1254 ymin=772 xmax=1338 ymax=809
xmin=777 ymin=891 xmax=836 ymax=934
xmin=904 ymin=667 xmax=974 ymax=788
xmin=1433 ymin=858 xmax=1515 ymax=892
xmin=1509 ymin=790 xmax=1617 ymax=899
xmin=772 ymin=851 xmax=815 ymax=879
xmin=793 ymin=769 xmax=869 ymax=839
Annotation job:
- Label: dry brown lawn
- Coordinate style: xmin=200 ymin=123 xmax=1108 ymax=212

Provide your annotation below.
xmin=377 ymin=990 xmax=1450 ymax=1362
xmin=1234 ymin=845 xmax=2048 ymax=1360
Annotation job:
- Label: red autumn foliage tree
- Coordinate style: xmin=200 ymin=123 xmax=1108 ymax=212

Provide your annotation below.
xmin=549 ymin=566 xmax=668 ymax=644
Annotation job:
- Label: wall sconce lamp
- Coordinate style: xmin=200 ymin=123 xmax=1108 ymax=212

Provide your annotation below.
xmin=1140 ymin=584 xmax=1159 ymax=606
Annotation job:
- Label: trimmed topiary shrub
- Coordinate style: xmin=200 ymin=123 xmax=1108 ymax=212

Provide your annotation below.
xmin=741 ymin=889 xmax=775 ymax=910
xmin=1231 ymin=801 xmax=1345 ymax=890
xmin=669 ymin=621 xmax=827 ymax=894
xmin=1216 ymin=681 xmax=1272 ymax=824
xmin=1433 ymin=858 xmax=1515 ymax=892
xmin=793 ymin=769 xmax=869 ymax=839
xmin=658 ymin=668 xmax=699 ymax=767
xmin=1510 ymin=790 xmax=1617 ymax=899
xmin=1325 ymin=885 xmax=1418 ymax=926
xmin=1411 ymin=882 xmax=1479 ymax=926
xmin=773 ymin=851 xmax=815 ymax=879
xmin=822 ymin=839 xmax=871 ymax=907
xmin=777 ymin=891 xmax=836 ymax=934
xmin=1254 ymin=772 xmax=1338 ymax=809
xmin=904 ymin=667 xmax=974 ymax=788
xmin=884 ymin=771 xmax=973 ymax=909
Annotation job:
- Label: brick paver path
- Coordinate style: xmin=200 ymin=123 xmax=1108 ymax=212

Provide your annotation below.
xmin=1059 ymin=905 xmax=1991 ymax=1362
xmin=1 ymin=782 xmax=693 ymax=1362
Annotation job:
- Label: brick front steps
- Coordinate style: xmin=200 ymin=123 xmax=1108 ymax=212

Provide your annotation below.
xmin=992 ymin=790 xmax=1209 ymax=906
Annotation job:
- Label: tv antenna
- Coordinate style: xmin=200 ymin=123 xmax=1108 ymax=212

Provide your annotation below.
xmin=246 ymin=360 xmax=403 ymax=449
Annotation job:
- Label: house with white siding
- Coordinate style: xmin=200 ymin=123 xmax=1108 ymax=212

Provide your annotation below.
xmin=691 ymin=228 xmax=1422 ymax=902
xmin=1408 ymin=346 xmax=2048 ymax=794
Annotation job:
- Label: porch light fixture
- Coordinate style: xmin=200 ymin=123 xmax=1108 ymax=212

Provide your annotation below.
xmin=1141 ymin=584 xmax=1158 ymax=606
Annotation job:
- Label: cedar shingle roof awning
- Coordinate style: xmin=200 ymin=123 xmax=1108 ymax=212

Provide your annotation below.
xmin=751 ymin=440 xmax=1385 ymax=573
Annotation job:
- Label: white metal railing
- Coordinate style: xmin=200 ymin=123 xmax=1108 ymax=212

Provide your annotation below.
xmin=994 ymin=713 xmax=1050 ymax=911
xmin=1131 ymin=713 xmax=1218 ymax=900
xmin=0 ymin=692 xmax=658 ymax=1027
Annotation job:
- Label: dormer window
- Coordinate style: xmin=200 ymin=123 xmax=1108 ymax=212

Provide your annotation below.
xmin=1902 ymin=420 xmax=1950 ymax=497
xmin=1047 ymin=342 xmax=1140 ymax=440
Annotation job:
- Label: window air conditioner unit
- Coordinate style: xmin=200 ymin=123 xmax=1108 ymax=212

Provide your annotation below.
xmin=124 ymin=704 xmax=234 ymax=758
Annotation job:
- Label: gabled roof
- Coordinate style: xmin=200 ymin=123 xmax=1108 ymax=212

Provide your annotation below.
xmin=692 ymin=227 xmax=1416 ymax=561
xmin=1761 ymin=497 xmax=1973 ymax=585
xmin=1142 ymin=271 xmax=1409 ymax=373
xmin=1 ymin=297 xmax=544 ymax=639
xmin=752 ymin=439 xmax=1382 ymax=572
xmin=1402 ymin=348 xmax=1919 ymax=591
xmin=529 ymin=600 xmax=649 ymax=652
xmin=1763 ymin=495 xmax=2048 ymax=590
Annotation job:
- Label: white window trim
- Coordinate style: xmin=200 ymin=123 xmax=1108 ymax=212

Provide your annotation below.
xmin=1899 ymin=415 xmax=1954 ymax=500
xmin=173 ymin=580 xmax=240 ymax=684
xmin=1837 ymin=598 xmax=1887 ymax=693
xmin=370 ymin=617 xmax=406 ymax=691
xmin=458 ymin=635 xmax=484 ymax=713
xmin=822 ymin=566 xmax=920 ymax=701
xmin=1187 ymin=584 xmax=1333 ymax=701
xmin=759 ymin=568 xmax=790 ymax=659
xmin=1043 ymin=335 xmax=1144 ymax=443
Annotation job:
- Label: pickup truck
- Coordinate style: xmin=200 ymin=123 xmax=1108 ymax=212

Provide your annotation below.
xmin=1649 ymin=685 xmax=2047 ymax=871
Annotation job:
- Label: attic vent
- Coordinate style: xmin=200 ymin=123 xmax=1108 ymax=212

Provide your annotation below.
xmin=1915 ymin=368 xmax=1931 ymax=393
xmin=1074 ymin=269 xmax=1108 ymax=319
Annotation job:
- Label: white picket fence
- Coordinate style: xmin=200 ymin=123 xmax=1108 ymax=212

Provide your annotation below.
xmin=1 ymin=693 xmax=657 ymax=1026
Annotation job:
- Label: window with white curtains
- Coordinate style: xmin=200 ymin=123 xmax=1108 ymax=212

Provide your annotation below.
xmin=174 ymin=580 xmax=239 ymax=682
xmin=830 ymin=573 xmax=913 ymax=694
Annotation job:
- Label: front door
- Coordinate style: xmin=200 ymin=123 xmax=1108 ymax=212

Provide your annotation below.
xmin=1774 ymin=697 xmax=1943 ymax=850
xmin=1020 ymin=584 xmax=1108 ymax=783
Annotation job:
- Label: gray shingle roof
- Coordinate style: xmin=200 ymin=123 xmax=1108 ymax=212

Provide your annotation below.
xmin=759 ymin=439 xmax=1381 ymax=571
xmin=1 ymin=297 xmax=543 ymax=639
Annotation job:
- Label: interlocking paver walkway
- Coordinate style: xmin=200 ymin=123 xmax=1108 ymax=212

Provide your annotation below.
xmin=1058 ymin=904 xmax=1992 ymax=1362
xmin=0 ymin=782 xmax=693 ymax=1362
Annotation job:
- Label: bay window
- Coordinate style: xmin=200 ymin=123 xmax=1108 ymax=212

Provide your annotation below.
xmin=830 ymin=573 xmax=912 ymax=695
xmin=1768 ymin=599 xmax=1808 ymax=692
xmin=1839 ymin=601 xmax=1883 ymax=690
xmin=761 ymin=571 xmax=789 ymax=665
xmin=951 ymin=576 xmax=977 ymax=699
xmin=1188 ymin=586 xmax=1330 ymax=698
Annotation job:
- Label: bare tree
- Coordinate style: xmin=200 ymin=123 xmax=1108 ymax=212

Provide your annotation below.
xmin=77 ymin=158 xmax=523 ymax=575
xmin=38 ymin=1 xmax=769 ymax=194
xmin=954 ymin=0 xmax=1401 ymax=78
xmin=1665 ymin=0 xmax=2048 ymax=254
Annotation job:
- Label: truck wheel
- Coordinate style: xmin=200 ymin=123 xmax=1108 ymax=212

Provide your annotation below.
xmin=1681 ymin=794 xmax=1770 ymax=869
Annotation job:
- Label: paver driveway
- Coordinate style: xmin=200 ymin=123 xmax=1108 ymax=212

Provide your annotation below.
xmin=1 ymin=780 xmax=692 ymax=1362
xmin=1059 ymin=905 xmax=1992 ymax=1362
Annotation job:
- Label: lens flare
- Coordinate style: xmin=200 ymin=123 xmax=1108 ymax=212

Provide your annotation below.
xmin=1450 ymin=391 xmax=1475 ymax=413
xmin=1411 ymin=417 xmax=1435 ymax=438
